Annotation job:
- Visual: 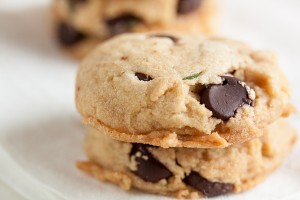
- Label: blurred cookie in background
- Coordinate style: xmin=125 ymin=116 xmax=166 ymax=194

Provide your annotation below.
xmin=52 ymin=0 xmax=216 ymax=59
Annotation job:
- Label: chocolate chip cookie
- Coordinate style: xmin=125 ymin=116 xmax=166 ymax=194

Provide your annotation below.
xmin=52 ymin=0 xmax=216 ymax=58
xmin=77 ymin=119 xmax=297 ymax=199
xmin=75 ymin=33 xmax=294 ymax=148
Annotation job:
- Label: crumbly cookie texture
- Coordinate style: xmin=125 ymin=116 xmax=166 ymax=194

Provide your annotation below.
xmin=77 ymin=119 xmax=297 ymax=199
xmin=52 ymin=0 xmax=216 ymax=58
xmin=76 ymin=33 xmax=293 ymax=148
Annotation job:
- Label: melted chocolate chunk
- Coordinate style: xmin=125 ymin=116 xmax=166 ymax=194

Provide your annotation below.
xmin=200 ymin=76 xmax=254 ymax=121
xmin=106 ymin=15 xmax=140 ymax=36
xmin=150 ymin=34 xmax=179 ymax=43
xmin=57 ymin=22 xmax=86 ymax=46
xmin=69 ymin=0 xmax=87 ymax=11
xmin=69 ymin=0 xmax=87 ymax=5
xmin=130 ymin=144 xmax=173 ymax=182
xmin=135 ymin=73 xmax=153 ymax=81
xmin=183 ymin=171 xmax=233 ymax=197
xmin=177 ymin=0 xmax=201 ymax=14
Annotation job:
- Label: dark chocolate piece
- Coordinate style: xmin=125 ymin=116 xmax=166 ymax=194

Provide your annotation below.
xmin=57 ymin=22 xmax=86 ymax=46
xmin=177 ymin=0 xmax=201 ymax=14
xmin=183 ymin=171 xmax=233 ymax=197
xmin=130 ymin=144 xmax=173 ymax=182
xmin=135 ymin=73 xmax=153 ymax=81
xmin=106 ymin=15 xmax=140 ymax=36
xmin=70 ymin=0 xmax=87 ymax=5
xmin=200 ymin=76 xmax=254 ymax=121
xmin=69 ymin=0 xmax=87 ymax=11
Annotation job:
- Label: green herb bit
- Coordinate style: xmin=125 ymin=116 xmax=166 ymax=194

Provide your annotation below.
xmin=183 ymin=72 xmax=201 ymax=80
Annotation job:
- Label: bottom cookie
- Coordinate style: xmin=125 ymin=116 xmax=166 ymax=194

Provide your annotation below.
xmin=77 ymin=119 xmax=297 ymax=199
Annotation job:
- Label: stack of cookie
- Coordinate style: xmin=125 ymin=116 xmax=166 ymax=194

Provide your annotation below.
xmin=52 ymin=0 xmax=215 ymax=58
xmin=75 ymin=33 xmax=297 ymax=198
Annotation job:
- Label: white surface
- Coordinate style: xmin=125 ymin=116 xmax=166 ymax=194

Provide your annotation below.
xmin=0 ymin=0 xmax=299 ymax=200
xmin=0 ymin=180 xmax=25 ymax=200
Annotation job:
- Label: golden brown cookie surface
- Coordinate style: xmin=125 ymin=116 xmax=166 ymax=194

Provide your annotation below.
xmin=76 ymin=33 xmax=293 ymax=148
xmin=78 ymin=119 xmax=297 ymax=199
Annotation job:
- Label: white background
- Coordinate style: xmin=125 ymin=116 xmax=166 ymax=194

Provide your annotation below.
xmin=0 ymin=0 xmax=299 ymax=199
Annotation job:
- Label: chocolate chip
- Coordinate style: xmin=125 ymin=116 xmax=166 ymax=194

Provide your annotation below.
xmin=70 ymin=0 xmax=87 ymax=3
xmin=106 ymin=15 xmax=140 ymax=36
xmin=121 ymin=56 xmax=128 ymax=60
xmin=130 ymin=144 xmax=173 ymax=182
xmin=183 ymin=171 xmax=233 ymax=197
xmin=57 ymin=22 xmax=86 ymax=46
xmin=200 ymin=76 xmax=254 ymax=121
xmin=69 ymin=0 xmax=87 ymax=12
xmin=69 ymin=0 xmax=87 ymax=5
xmin=150 ymin=34 xmax=178 ymax=43
xmin=135 ymin=73 xmax=153 ymax=81
xmin=177 ymin=0 xmax=201 ymax=14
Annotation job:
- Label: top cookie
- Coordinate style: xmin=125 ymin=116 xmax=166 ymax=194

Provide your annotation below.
xmin=76 ymin=33 xmax=293 ymax=148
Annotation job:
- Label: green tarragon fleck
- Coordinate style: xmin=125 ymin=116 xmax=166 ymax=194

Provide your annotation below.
xmin=183 ymin=72 xmax=201 ymax=80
